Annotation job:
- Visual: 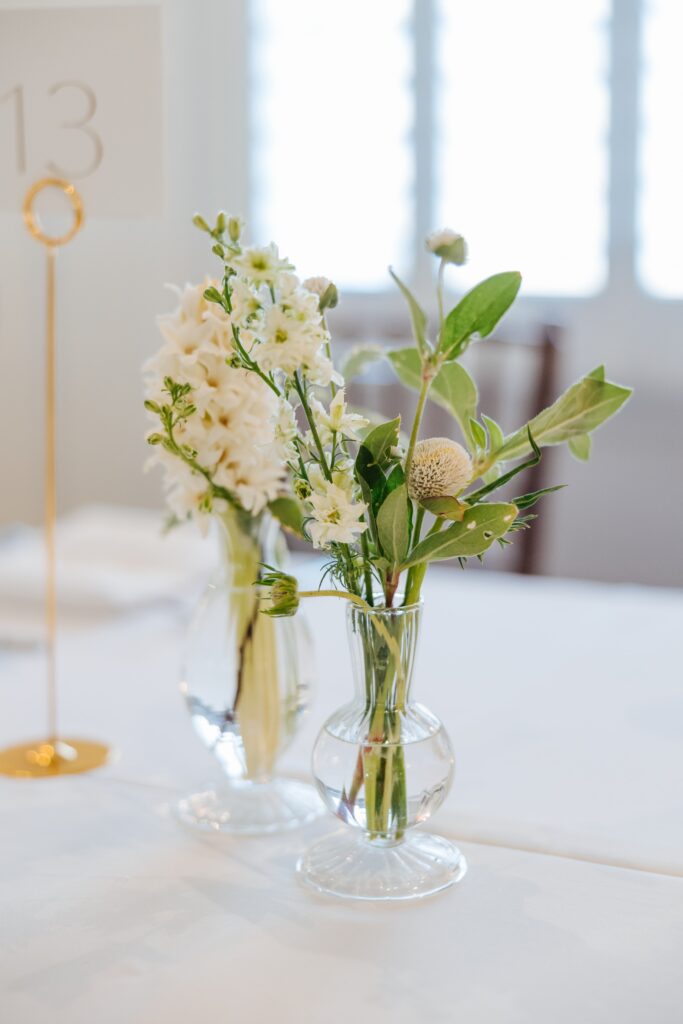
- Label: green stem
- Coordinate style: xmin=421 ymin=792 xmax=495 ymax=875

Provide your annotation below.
xmin=403 ymin=517 xmax=445 ymax=606
xmin=360 ymin=530 xmax=375 ymax=606
xmin=403 ymin=372 xmax=433 ymax=486
xmin=293 ymin=373 xmax=332 ymax=482
xmin=436 ymin=258 xmax=446 ymax=345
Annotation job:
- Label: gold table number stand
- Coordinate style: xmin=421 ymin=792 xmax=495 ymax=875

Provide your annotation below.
xmin=0 ymin=178 xmax=110 ymax=778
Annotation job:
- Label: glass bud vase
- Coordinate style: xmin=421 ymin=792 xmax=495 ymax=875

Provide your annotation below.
xmin=297 ymin=600 xmax=466 ymax=899
xmin=177 ymin=507 xmax=321 ymax=834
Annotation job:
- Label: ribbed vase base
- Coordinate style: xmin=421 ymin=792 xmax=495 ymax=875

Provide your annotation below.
xmin=177 ymin=777 xmax=323 ymax=835
xmin=297 ymin=830 xmax=467 ymax=901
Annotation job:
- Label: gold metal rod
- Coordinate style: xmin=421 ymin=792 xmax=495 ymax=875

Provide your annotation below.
xmin=0 ymin=177 xmax=110 ymax=777
xmin=45 ymin=246 xmax=58 ymax=743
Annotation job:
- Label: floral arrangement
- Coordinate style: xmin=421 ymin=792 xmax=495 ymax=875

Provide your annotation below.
xmin=146 ymin=214 xmax=630 ymax=615
xmin=143 ymin=213 xmax=631 ymax=856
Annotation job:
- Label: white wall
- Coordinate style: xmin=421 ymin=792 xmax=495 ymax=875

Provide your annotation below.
xmin=1 ymin=0 xmax=681 ymax=587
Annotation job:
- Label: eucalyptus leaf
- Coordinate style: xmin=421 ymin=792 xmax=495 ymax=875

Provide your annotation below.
xmin=482 ymin=414 xmax=504 ymax=453
xmin=439 ymin=272 xmax=522 ymax=359
xmin=497 ymin=370 xmax=632 ymax=461
xmin=401 ymin=502 xmax=518 ymax=569
xmin=419 ymin=495 xmax=467 ymax=521
xmin=469 ymin=418 xmax=487 ymax=449
xmin=568 ymin=433 xmax=592 ymax=461
xmin=466 ymin=428 xmax=540 ymax=504
xmin=359 ymin=417 xmax=401 ymax=464
xmin=268 ymin=496 xmax=305 ymax=538
xmin=342 ymin=343 xmax=385 ymax=382
xmin=377 ymin=484 xmax=410 ymax=565
xmin=387 ymin=348 xmax=478 ymax=445
xmin=389 ymin=268 xmax=429 ymax=355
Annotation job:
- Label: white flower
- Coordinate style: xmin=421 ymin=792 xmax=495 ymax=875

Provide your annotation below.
xmin=311 ymin=389 xmax=368 ymax=445
xmin=408 ymin=437 xmax=473 ymax=500
xmin=307 ymin=475 xmax=368 ymax=548
xmin=302 ymin=276 xmax=332 ymax=297
xmin=302 ymin=276 xmax=338 ymax=309
xmin=425 ymin=228 xmax=467 ymax=265
xmin=144 ymin=282 xmax=286 ymax=520
xmin=272 ymin=399 xmax=298 ymax=459
xmin=230 ymin=244 xmax=291 ymax=286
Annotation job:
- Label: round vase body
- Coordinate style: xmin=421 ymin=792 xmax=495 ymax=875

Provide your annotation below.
xmin=299 ymin=600 xmax=466 ymax=899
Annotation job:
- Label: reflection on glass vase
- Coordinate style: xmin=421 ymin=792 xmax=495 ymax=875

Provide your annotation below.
xmin=298 ymin=599 xmax=466 ymax=900
xmin=177 ymin=507 xmax=321 ymax=834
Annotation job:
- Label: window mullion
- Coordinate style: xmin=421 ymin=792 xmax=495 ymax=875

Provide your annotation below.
xmin=607 ymin=0 xmax=642 ymax=294
xmin=413 ymin=0 xmax=436 ymax=292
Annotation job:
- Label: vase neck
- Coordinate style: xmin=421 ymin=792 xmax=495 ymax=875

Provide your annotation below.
xmin=215 ymin=507 xmax=283 ymax=588
xmin=346 ymin=602 xmax=422 ymax=712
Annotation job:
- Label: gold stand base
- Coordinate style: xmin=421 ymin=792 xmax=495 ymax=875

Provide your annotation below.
xmin=0 ymin=738 xmax=111 ymax=777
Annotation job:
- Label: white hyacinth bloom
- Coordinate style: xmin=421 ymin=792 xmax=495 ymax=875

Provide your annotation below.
xmin=144 ymin=281 xmax=286 ymax=519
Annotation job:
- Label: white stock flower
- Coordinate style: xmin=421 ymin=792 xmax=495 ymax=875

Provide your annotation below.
xmin=311 ymin=389 xmax=368 ymax=445
xmin=231 ymin=244 xmax=291 ymax=286
xmin=307 ymin=473 xmax=368 ymax=549
xmin=144 ymin=282 xmax=286 ymax=519
xmin=272 ymin=399 xmax=299 ymax=459
xmin=407 ymin=437 xmax=473 ymax=500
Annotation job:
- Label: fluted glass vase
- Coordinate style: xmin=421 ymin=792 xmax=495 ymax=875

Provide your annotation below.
xmin=298 ymin=600 xmax=466 ymax=899
xmin=177 ymin=507 xmax=321 ymax=834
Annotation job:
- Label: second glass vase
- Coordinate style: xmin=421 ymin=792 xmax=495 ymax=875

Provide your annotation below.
xmin=177 ymin=508 xmax=322 ymax=834
xmin=298 ymin=599 xmax=467 ymax=899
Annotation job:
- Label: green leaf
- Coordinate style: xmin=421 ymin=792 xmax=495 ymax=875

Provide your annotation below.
xmin=359 ymin=417 xmax=401 ymax=464
xmin=268 ymin=496 xmax=305 ymax=538
xmin=401 ymin=502 xmax=518 ymax=569
xmin=389 ymin=268 xmax=429 ymax=355
xmin=439 ymin=272 xmax=522 ymax=359
xmin=512 ymin=484 xmax=566 ymax=511
xmin=568 ymin=433 xmax=592 ymax=461
xmin=419 ymin=496 xmax=467 ymax=521
xmin=497 ymin=370 xmax=632 ymax=461
xmin=482 ymin=414 xmax=504 ymax=453
xmin=377 ymin=484 xmax=410 ymax=565
xmin=466 ymin=428 xmax=541 ymax=504
xmin=341 ymin=343 xmax=385 ymax=382
xmin=387 ymin=348 xmax=478 ymax=445
xmin=469 ymin=418 xmax=487 ymax=449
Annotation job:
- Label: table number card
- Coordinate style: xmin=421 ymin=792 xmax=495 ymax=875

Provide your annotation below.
xmin=0 ymin=5 xmax=163 ymax=216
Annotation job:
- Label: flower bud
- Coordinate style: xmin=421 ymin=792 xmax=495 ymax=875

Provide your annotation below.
xmin=408 ymin=437 xmax=473 ymax=500
xmin=192 ymin=213 xmax=210 ymax=233
xmin=228 ymin=216 xmax=244 ymax=243
xmin=303 ymin=276 xmax=338 ymax=310
xmin=425 ymin=229 xmax=467 ymax=265
xmin=294 ymin=478 xmax=312 ymax=500
xmin=258 ymin=572 xmax=300 ymax=617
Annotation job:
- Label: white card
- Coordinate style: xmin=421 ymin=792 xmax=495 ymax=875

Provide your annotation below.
xmin=0 ymin=5 xmax=163 ymax=216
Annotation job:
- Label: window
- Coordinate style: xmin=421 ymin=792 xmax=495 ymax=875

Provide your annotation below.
xmin=250 ymin=0 xmax=413 ymax=290
xmin=251 ymin=1 xmax=681 ymax=303
xmin=638 ymin=0 xmax=683 ymax=297
xmin=436 ymin=0 xmax=609 ymax=296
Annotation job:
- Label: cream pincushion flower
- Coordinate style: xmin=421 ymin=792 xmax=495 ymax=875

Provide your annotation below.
xmin=407 ymin=437 xmax=473 ymax=500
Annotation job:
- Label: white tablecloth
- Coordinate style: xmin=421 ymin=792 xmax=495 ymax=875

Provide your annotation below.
xmin=1 ymin=510 xmax=682 ymax=1021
